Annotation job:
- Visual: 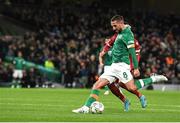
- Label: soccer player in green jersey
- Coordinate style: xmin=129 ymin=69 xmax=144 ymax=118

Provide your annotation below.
xmin=11 ymin=51 xmax=25 ymax=88
xmin=72 ymin=15 xmax=168 ymax=113
xmin=100 ymin=34 xmax=147 ymax=111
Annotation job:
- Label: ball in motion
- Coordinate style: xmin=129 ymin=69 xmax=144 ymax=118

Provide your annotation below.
xmin=90 ymin=101 xmax=104 ymax=114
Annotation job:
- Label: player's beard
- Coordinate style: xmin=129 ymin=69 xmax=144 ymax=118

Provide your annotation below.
xmin=115 ymin=30 xmax=119 ymax=33
xmin=115 ymin=29 xmax=122 ymax=33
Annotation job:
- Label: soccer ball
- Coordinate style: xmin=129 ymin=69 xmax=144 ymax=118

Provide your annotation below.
xmin=90 ymin=101 xmax=104 ymax=114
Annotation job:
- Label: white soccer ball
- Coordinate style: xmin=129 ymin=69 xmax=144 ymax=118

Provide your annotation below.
xmin=90 ymin=101 xmax=104 ymax=114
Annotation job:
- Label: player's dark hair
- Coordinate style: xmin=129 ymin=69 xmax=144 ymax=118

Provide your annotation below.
xmin=111 ymin=15 xmax=124 ymax=22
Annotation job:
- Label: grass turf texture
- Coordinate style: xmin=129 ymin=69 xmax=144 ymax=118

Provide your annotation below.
xmin=0 ymin=88 xmax=180 ymax=122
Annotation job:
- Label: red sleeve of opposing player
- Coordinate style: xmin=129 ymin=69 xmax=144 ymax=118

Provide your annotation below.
xmin=103 ymin=33 xmax=118 ymax=52
xmin=134 ymin=39 xmax=141 ymax=54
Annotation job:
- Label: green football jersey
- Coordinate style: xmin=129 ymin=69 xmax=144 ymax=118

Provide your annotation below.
xmin=112 ymin=25 xmax=134 ymax=65
xmin=104 ymin=48 xmax=112 ymax=66
xmin=13 ymin=57 xmax=25 ymax=70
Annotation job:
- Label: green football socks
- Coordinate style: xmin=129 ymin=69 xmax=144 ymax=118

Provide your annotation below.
xmin=104 ymin=86 xmax=109 ymax=91
xmin=85 ymin=89 xmax=100 ymax=107
xmin=135 ymin=78 xmax=153 ymax=89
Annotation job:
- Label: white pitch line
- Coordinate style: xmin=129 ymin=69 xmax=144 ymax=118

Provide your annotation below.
xmin=104 ymin=101 xmax=180 ymax=108
xmin=0 ymin=102 xmax=77 ymax=107
xmin=133 ymin=107 xmax=180 ymax=112
xmin=1 ymin=102 xmax=180 ymax=113
xmin=0 ymin=97 xmax=75 ymax=103
xmin=1 ymin=97 xmax=180 ymax=108
xmin=148 ymin=103 xmax=180 ymax=108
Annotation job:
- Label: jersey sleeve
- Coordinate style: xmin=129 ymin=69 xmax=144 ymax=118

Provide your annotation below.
xmin=123 ymin=32 xmax=139 ymax=69
xmin=103 ymin=33 xmax=118 ymax=52
xmin=122 ymin=32 xmax=135 ymax=48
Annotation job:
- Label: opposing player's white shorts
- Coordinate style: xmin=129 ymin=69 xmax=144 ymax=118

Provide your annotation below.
xmin=13 ymin=70 xmax=23 ymax=78
xmin=100 ymin=62 xmax=133 ymax=84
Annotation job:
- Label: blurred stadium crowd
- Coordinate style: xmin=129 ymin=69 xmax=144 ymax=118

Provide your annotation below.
xmin=0 ymin=1 xmax=179 ymax=87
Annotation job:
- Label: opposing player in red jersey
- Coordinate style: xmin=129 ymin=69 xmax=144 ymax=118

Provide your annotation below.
xmin=99 ymin=32 xmax=147 ymax=109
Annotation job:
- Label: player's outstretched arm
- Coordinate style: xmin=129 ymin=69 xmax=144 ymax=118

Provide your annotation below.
xmin=128 ymin=47 xmax=140 ymax=77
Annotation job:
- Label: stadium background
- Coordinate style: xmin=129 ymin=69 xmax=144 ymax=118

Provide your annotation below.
xmin=0 ymin=0 xmax=179 ymax=89
xmin=0 ymin=0 xmax=180 ymax=122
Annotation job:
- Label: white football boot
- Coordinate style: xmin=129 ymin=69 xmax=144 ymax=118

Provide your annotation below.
xmin=72 ymin=105 xmax=90 ymax=114
xmin=150 ymin=74 xmax=168 ymax=83
xmin=104 ymin=90 xmax=110 ymax=95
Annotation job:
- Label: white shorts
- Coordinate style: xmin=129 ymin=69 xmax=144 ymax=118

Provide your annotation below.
xmin=104 ymin=66 xmax=111 ymax=73
xmin=13 ymin=70 xmax=23 ymax=78
xmin=100 ymin=62 xmax=133 ymax=84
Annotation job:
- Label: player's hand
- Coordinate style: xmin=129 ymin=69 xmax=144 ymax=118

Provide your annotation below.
xmin=99 ymin=62 xmax=104 ymax=67
xmin=105 ymin=38 xmax=110 ymax=43
xmin=133 ymin=68 xmax=140 ymax=77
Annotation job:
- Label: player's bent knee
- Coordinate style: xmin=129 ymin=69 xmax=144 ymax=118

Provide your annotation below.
xmin=127 ymin=86 xmax=136 ymax=91
xmin=92 ymin=78 xmax=109 ymax=90
xmin=125 ymin=80 xmax=137 ymax=91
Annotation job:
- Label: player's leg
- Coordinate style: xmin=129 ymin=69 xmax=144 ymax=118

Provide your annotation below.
xmin=11 ymin=78 xmax=17 ymax=88
xmin=104 ymin=63 xmax=130 ymax=111
xmin=72 ymin=64 xmax=122 ymax=114
xmin=85 ymin=78 xmax=109 ymax=106
xmin=119 ymin=82 xmax=146 ymax=108
xmin=103 ymin=65 xmax=128 ymax=103
xmin=108 ymin=79 xmax=146 ymax=108
xmin=105 ymin=63 xmax=134 ymax=111
xmin=11 ymin=70 xmax=18 ymax=88
xmin=128 ymin=54 xmax=143 ymax=99
xmin=103 ymin=66 xmax=111 ymax=95
xmin=118 ymin=62 xmax=168 ymax=90
xmin=72 ymin=78 xmax=110 ymax=113
xmin=119 ymin=82 xmax=142 ymax=97
xmin=127 ymin=54 xmax=146 ymax=107
xmin=134 ymin=75 xmax=168 ymax=89
xmin=16 ymin=70 xmax=23 ymax=88
xmin=107 ymin=82 xmax=130 ymax=111
xmin=120 ymin=74 xmax=168 ymax=108
xmin=114 ymin=62 xmax=148 ymax=110
xmin=108 ymin=82 xmax=125 ymax=102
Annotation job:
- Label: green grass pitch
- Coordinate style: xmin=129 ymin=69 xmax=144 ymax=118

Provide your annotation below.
xmin=0 ymin=88 xmax=180 ymax=122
